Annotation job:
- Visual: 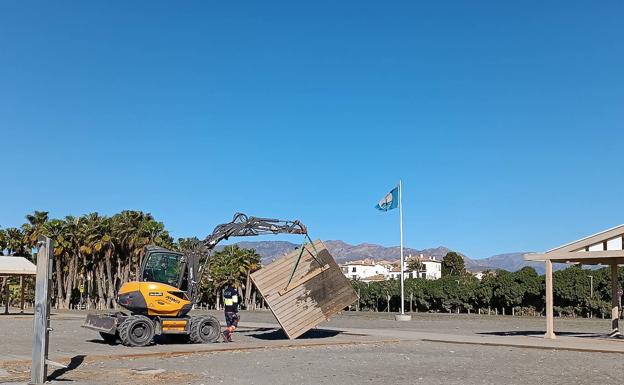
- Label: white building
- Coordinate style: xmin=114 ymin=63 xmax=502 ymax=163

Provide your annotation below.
xmin=341 ymin=255 xmax=441 ymax=281
xmin=341 ymin=258 xmax=390 ymax=281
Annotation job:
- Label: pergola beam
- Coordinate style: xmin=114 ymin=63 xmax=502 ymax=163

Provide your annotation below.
xmin=548 ymin=225 xmax=624 ymax=253
xmin=525 ymin=250 xmax=624 ymax=261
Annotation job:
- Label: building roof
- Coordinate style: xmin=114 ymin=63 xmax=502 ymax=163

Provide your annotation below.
xmin=362 ymin=274 xmax=386 ymax=282
xmin=342 ymin=258 xmax=378 ymax=266
xmin=0 ymin=256 xmax=37 ymax=276
xmin=525 ymin=224 xmax=624 ymax=265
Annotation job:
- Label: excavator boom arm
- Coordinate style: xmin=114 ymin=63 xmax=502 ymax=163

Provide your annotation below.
xmin=187 ymin=213 xmax=308 ymax=303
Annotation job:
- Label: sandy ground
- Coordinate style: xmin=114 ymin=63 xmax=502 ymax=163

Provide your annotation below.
xmin=1 ymin=310 xmax=623 ymax=384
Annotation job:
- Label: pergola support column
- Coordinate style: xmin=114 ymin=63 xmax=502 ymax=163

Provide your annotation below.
xmin=4 ymin=277 xmax=9 ymax=315
xmin=611 ymin=263 xmax=620 ymax=336
xmin=544 ymin=260 xmax=555 ymax=339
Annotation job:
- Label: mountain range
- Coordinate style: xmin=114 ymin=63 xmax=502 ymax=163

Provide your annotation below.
xmin=218 ymin=240 xmax=550 ymax=274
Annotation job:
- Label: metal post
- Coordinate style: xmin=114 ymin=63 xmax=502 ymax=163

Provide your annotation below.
xmin=588 ymin=275 xmax=594 ymax=299
xmin=395 ymin=180 xmax=411 ymax=321
xmin=399 ymin=179 xmax=404 ymax=315
xmin=31 ymin=236 xmax=54 ymax=384
xmin=588 ymin=274 xmax=594 ymax=319
xmin=20 ymin=276 xmax=25 ymax=313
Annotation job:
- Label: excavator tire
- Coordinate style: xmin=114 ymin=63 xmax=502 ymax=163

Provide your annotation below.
xmin=118 ymin=315 xmax=155 ymax=347
xmin=189 ymin=315 xmax=221 ymax=344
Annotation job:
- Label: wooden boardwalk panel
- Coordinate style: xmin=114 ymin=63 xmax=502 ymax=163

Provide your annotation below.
xmin=250 ymin=240 xmax=358 ymax=339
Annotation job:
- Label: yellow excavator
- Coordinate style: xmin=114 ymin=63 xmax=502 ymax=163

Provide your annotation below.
xmin=83 ymin=213 xmax=308 ymax=347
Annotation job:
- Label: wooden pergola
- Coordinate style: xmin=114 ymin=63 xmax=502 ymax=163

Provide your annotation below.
xmin=0 ymin=256 xmax=37 ymax=314
xmin=525 ymin=224 xmax=624 ymax=339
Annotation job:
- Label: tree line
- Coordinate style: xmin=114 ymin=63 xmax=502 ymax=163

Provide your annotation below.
xmin=0 ymin=211 xmax=261 ymax=310
xmin=2 ymin=211 xmax=621 ymax=317
xmin=352 ymin=252 xmax=621 ymax=318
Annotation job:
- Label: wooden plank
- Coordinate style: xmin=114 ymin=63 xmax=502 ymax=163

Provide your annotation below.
xmin=271 ymin=268 xmax=348 ymax=313
xmin=279 ymin=264 xmax=329 ymax=296
xmin=280 ymin=284 xmax=356 ymax=331
xmin=250 ymin=240 xmax=357 ymax=339
xmin=252 ymin=241 xmax=324 ymax=281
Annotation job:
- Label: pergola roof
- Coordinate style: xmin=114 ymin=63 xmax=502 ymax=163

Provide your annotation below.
xmin=525 ymin=224 xmax=624 ymax=265
xmin=0 ymin=256 xmax=37 ymax=276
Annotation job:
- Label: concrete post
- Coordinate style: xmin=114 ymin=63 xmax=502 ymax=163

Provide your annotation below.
xmin=611 ymin=263 xmax=620 ymax=336
xmin=544 ymin=260 xmax=555 ymax=339
xmin=31 ymin=237 xmax=54 ymax=384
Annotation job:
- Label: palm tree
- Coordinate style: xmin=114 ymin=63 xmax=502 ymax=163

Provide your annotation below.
xmin=22 ymin=210 xmax=49 ymax=249
xmin=80 ymin=213 xmax=111 ymax=309
xmin=4 ymin=228 xmax=28 ymax=256
xmin=0 ymin=228 xmax=7 ymax=255
xmin=44 ymin=218 xmax=67 ymax=308
xmin=240 ymin=248 xmax=261 ymax=309
xmin=407 ymin=255 xmax=425 ymax=278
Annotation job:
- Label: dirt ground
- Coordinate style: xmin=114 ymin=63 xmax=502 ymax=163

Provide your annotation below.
xmin=1 ymin=310 xmax=623 ymax=384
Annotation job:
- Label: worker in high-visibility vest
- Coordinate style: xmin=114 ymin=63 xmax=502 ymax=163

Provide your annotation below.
xmin=222 ymin=279 xmax=240 ymax=342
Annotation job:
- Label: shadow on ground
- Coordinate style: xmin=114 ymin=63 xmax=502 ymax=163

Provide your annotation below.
xmin=0 ymin=312 xmax=35 ymax=316
xmin=245 ymin=328 xmax=340 ymax=340
xmin=478 ymin=330 xmax=615 ymax=339
xmin=87 ymin=334 xmax=192 ymax=346
xmin=48 ymin=354 xmax=86 ymax=381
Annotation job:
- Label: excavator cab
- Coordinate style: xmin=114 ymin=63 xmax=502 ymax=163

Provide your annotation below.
xmin=140 ymin=246 xmax=187 ymax=289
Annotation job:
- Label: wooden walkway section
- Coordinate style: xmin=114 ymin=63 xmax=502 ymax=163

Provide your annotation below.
xmin=250 ymin=240 xmax=358 ymax=339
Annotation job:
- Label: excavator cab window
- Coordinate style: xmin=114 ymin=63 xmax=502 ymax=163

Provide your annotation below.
xmin=142 ymin=252 xmax=184 ymax=287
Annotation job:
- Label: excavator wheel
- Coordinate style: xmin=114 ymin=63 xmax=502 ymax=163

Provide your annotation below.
xmin=118 ymin=315 xmax=155 ymax=347
xmin=189 ymin=315 xmax=221 ymax=343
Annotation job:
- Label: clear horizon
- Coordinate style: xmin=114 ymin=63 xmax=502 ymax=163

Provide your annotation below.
xmin=1 ymin=1 xmax=622 ymax=260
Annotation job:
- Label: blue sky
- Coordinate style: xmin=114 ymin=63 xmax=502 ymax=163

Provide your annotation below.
xmin=1 ymin=1 xmax=622 ymax=259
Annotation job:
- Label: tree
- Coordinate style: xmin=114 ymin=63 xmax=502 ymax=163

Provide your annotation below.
xmin=442 ymin=252 xmax=465 ymax=276
xmin=4 ymin=227 xmax=28 ymax=256
xmin=0 ymin=227 xmax=7 ymax=254
xmin=22 ymin=210 xmax=49 ymax=249
xmin=407 ymin=255 xmax=424 ymax=275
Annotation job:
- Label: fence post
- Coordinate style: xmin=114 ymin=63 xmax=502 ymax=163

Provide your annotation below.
xmin=31 ymin=236 xmax=54 ymax=384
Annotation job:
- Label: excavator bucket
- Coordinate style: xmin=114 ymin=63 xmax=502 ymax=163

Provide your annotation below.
xmin=250 ymin=240 xmax=358 ymax=339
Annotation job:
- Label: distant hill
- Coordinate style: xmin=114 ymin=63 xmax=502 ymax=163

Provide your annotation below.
xmin=219 ymin=240 xmax=454 ymax=264
xmin=467 ymin=252 xmax=545 ymax=274
xmin=218 ymin=240 xmax=548 ymax=273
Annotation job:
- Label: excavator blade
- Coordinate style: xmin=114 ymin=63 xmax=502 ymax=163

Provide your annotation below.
xmin=82 ymin=313 xmax=119 ymax=334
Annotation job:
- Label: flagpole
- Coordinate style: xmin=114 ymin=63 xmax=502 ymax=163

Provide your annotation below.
xmin=399 ymin=179 xmax=405 ymax=315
